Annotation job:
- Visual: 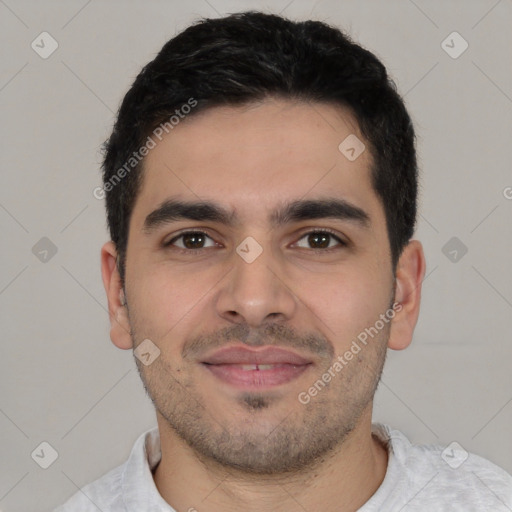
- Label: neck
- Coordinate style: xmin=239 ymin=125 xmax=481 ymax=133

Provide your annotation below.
xmin=153 ymin=408 xmax=388 ymax=512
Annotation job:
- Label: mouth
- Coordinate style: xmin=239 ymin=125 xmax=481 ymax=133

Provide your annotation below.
xmin=201 ymin=345 xmax=313 ymax=389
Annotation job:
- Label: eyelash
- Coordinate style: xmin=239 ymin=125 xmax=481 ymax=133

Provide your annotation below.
xmin=164 ymin=229 xmax=348 ymax=254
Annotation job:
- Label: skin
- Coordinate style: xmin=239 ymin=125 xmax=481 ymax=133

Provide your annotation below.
xmin=101 ymin=98 xmax=425 ymax=512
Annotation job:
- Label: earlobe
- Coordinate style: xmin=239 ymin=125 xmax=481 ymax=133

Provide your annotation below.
xmin=100 ymin=241 xmax=133 ymax=350
xmin=387 ymin=240 xmax=426 ymax=351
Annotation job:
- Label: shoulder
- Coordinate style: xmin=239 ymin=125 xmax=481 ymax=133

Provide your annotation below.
xmin=373 ymin=423 xmax=512 ymax=510
xmin=53 ymin=463 xmax=124 ymax=511
xmin=53 ymin=427 xmax=159 ymax=512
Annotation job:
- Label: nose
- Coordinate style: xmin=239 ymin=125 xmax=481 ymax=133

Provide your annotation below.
xmin=214 ymin=241 xmax=297 ymax=328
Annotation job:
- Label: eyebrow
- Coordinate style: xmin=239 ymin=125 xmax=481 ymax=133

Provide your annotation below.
xmin=142 ymin=197 xmax=371 ymax=234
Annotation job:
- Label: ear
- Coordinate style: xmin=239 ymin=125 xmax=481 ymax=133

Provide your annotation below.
xmin=387 ymin=240 xmax=426 ymax=351
xmin=100 ymin=241 xmax=133 ymax=350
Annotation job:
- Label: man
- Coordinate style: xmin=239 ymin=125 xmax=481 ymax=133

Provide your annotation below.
xmin=55 ymin=10 xmax=512 ymax=512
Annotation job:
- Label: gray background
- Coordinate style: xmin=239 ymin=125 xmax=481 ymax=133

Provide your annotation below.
xmin=1 ymin=0 xmax=511 ymax=510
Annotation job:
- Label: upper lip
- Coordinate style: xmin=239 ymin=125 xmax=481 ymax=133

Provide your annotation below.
xmin=201 ymin=346 xmax=312 ymax=366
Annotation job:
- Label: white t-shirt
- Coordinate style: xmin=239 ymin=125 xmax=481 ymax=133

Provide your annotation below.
xmin=54 ymin=423 xmax=512 ymax=511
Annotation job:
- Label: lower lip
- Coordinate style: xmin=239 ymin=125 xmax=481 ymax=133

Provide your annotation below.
xmin=203 ymin=363 xmax=311 ymax=389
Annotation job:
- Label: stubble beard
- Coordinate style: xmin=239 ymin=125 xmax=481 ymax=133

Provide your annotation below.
xmin=133 ymin=325 xmax=389 ymax=475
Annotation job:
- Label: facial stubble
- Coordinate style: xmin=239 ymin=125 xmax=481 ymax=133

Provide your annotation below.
xmin=131 ymin=320 xmax=389 ymax=475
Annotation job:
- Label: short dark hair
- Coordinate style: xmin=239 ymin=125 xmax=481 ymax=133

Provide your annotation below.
xmin=102 ymin=10 xmax=418 ymax=284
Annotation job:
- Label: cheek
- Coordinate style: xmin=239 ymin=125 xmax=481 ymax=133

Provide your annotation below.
xmin=295 ymin=262 xmax=391 ymax=344
xmin=128 ymin=263 xmax=220 ymax=334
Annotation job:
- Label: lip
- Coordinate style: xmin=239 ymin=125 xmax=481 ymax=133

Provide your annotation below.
xmin=201 ymin=345 xmax=312 ymax=390
xmin=201 ymin=346 xmax=312 ymax=366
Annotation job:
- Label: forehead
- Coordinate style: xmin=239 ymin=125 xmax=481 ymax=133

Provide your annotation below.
xmin=132 ymin=98 xmax=383 ymax=229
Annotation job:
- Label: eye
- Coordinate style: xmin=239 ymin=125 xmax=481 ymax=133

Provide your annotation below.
xmin=165 ymin=231 xmax=217 ymax=250
xmin=163 ymin=229 xmax=347 ymax=253
xmin=294 ymin=230 xmax=347 ymax=251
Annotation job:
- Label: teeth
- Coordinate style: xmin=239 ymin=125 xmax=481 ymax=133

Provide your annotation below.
xmin=239 ymin=364 xmax=276 ymax=371
xmin=240 ymin=364 xmax=259 ymax=371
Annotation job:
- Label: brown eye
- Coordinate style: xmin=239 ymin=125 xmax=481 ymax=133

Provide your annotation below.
xmin=295 ymin=230 xmax=346 ymax=250
xmin=167 ymin=231 xmax=216 ymax=250
xmin=307 ymin=232 xmax=330 ymax=249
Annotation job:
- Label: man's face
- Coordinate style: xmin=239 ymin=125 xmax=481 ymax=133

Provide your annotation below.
xmin=121 ymin=99 xmax=396 ymax=473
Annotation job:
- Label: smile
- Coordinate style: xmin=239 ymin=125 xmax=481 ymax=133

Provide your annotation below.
xmin=202 ymin=361 xmax=311 ymax=389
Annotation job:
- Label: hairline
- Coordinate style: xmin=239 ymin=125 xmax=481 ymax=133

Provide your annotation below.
xmin=114 ymin=97 xmax=399 ymax=282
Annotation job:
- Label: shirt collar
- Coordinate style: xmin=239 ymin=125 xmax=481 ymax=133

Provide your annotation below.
xmin=121 ymin=426 xmax=174 ymax=511
xmin=119 ymin=423 xmax=395 ymax=510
